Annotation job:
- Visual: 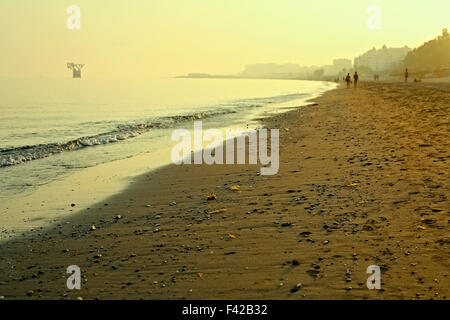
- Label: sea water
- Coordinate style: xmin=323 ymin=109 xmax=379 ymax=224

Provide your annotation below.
xmin=0 ymin=77 xmax=336 ymax=240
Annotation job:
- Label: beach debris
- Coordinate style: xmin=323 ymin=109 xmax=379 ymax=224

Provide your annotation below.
xmin=230 ymin=185 xmax=240 ymax=191
xmin=77 ymin=297 xmax=83 ymax=300
xmin=284 ymin=128 xmax=289 ymax=131
xmin=345 ymin=269 xmax=352 ymax=282
xmin=421 ymin=218 xmax=436 ymax=225
xmin=27 ymin=290 xmax=34 ymax=296
xmin=290 ymin=283 xmax=302 ymax=293
xmin=346 ymin=183 xmax=359 ymax=187
xmin=93 ymin=253 xmax=102 ymax=259
xmin=292 ymin=259 xmax=300 ymax=266
xmin=114 ymin=215 xmax=122 ymax=220
xmin=71 ymin=203 xmax=76 ymax=207
xmin=209 ymin=208 xmax=227 ymax=214
xmin=90 ymin=225 xmax=96 ymax=231
xmin=62 ymin=248 xmax=70 ymax=253
xmin=228 ymin=233 xmax=236 ymax=239
xmin=146 ymin=204 xmax=152 ymax=207
xmin=323 ymin=240 xmax=330 ymax=245
xmin=417 ymin=225 xmax=426 ymax=230
xmin=206 ymin=193 xmax=217 ymax=200
xmin=169 ymin=201 xmax=177 ymax=206
xmin=307 ymin=269 xmax=320 ymax=277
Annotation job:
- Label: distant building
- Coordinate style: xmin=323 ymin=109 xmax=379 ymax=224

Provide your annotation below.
xmin=322 ymin=59 xmax=353 ymax=75
xmin=239 ymin=60 xmax=353 ymax=79
xmin=354 ymin=45 xmax=411 ymax=72
xmin=332 ymin=59 xmax=353 ymax=71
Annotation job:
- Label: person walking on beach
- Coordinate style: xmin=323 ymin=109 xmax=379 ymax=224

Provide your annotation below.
xmin=353 ymin=72 xmax=359 ymax=88
xmin=404 ymin=68 xmax=409 ymax=82
xmin=345 ymin=73 xmax=351 ymax=88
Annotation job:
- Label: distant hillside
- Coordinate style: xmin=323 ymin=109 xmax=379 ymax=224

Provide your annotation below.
xmin=404 ymin=29 xmax=450 ymax=72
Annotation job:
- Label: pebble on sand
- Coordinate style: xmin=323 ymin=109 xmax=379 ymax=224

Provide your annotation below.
xmin=206 ymin=193 xmax=217 ymax=200
xmin=290 ymin=283 xmax=302 ymax=293
xmin=209 ymin=208 xmax=227 ymax=214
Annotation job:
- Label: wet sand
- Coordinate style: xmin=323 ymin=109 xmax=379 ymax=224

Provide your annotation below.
xmin=0 ymin=82 xmax=449 ymax=300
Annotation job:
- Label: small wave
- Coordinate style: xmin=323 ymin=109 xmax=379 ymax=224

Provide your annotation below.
xmin=0 ymin=92 xmax=311 ymax=168
xmin=0 ymin=110 xmax=233 ymax=167
xmin=232 ymin=93 xmax=307 ymax=105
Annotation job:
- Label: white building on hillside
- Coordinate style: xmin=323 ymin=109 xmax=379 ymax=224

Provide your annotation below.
xmin=354 ymin=45 xmax=411 ymax=72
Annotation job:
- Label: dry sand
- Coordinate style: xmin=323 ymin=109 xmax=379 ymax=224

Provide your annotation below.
xmin=0 ymin=82 xmax=448 ymax=300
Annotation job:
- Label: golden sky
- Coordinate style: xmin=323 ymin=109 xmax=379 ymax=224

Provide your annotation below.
xmin=0 ymin=0 xmax=448 ymax=78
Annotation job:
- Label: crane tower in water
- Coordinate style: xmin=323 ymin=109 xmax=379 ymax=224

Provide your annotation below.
xmin=67 ymin=62 xmax=85 ymax=78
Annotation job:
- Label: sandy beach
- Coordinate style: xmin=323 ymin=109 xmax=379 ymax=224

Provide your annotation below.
xmin=0 ymin=82 xmax=448 ymax=300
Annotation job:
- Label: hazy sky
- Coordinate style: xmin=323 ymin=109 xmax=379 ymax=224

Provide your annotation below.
xmin=1 ymin=0 xmax=448 ymax=78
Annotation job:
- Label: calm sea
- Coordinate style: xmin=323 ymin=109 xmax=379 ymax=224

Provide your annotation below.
xmin=0 ymin=77 xmax=336 ymax=239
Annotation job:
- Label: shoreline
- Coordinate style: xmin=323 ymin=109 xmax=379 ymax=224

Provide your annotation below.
xmin=0 ymin=81 xmax=335 ymax=243
xmin=0 ymin=82 xmax=448 ymax=300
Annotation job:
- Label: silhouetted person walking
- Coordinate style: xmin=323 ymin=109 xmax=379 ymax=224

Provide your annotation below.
xmin=345 ymin=73 xmax=351 ymax=88
xmin=353 ymin=72 xmax=359 ymax=88
xmin=404 ymin=68 xmax=409 ymax=82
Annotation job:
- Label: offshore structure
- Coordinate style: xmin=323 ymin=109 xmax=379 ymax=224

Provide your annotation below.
xmin=67 ymin=62 xmax=85 ymax=78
